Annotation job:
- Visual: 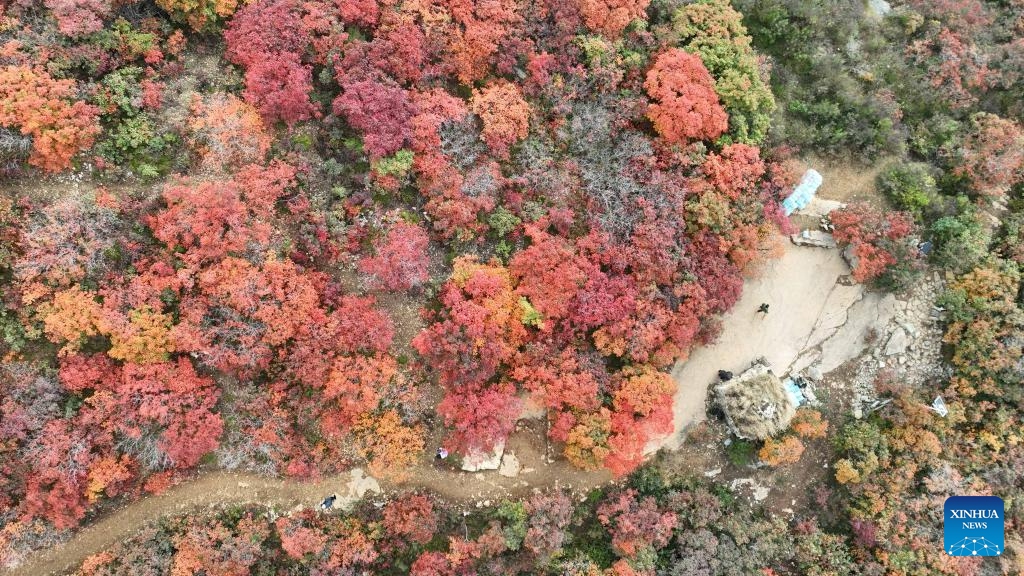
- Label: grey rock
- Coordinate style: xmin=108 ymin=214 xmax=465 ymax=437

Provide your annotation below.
xmin=806 ymin=365 xmax=823 ymax=382
xmin=498 ymin=452 xmax=521 ymax=478
xmin=790 ymin=230 xmax=838 ymax=249
xmin=802 ymin=385 xmax=818 ymax=404
xmin=867 ymin=0 xmax=891 ymax=18
xmin=884 ymin=328 xmax=909 ymax=356
xmin=461 ymin=441 xmax=505 ymax=472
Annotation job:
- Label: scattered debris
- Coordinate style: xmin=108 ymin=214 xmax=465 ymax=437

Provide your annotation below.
xmin=782 ymin=377 xmax=807 ymax=407
xmin=802 ymin=385 xmax=818 ymax=405
xmin=730 ymin=478 xmax=770 ymax=502
xmin=864 ymin=398 xmax=892 ymax=415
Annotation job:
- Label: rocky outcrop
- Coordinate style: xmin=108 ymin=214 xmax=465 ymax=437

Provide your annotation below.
xmin=790 ymin=230 xmax=837 ymax=249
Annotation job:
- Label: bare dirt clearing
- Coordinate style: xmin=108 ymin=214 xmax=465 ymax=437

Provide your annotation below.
xmin=796 ymin=155 xmax=887 ymax=204
xmin=663 ymin=244 xmax=852 ymax=449
xmin=663 ymin=155 xmax=899 ymax=447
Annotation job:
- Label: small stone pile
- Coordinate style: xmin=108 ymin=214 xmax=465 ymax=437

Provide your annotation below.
xmin=850 ymin=271 xmax=949 ymax=416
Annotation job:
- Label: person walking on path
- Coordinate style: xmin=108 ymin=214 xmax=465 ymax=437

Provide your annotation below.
xmin=320 ymin=493 xmax=337 ymax=512
xmin=756 ymin=303 xmax=770 ymax=315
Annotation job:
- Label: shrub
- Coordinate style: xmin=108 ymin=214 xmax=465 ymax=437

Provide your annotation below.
xmin=95 ymin=114 xmax=177 ymax=179
xmin=830 ymin=203 xmax=922 ymax=289
xmin=928 ymin=207 xmax=991 ymax=273
xmin=877 ymin=162 xmax=937 ymax=216
xmin=758 ymin=435 xmax=805 ymax=466
xmin=156 ymin=0 xmax=240 ymax=30
xmin=726 ymin=438 xmax=756 ymax=466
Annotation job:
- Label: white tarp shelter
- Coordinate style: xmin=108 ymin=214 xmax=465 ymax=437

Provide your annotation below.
xmin=782 ymin=169 xmax=823 ymax=216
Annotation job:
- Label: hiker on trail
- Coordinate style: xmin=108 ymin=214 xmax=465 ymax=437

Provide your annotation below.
xmin=320 ymin=493 xmax=337 ymax=511
xmin=435 ymin=447 xmax=449 ymax=460
xmin=757 ymin=303 xmax=770 ymax=315
xmin=718 ymin=370 xmax=733 ymax=382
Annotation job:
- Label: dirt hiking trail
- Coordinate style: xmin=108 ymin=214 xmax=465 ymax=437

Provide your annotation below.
xmin=5 ymin=470 xmax=376 ymax=576
xmin=5 ymin=428 xmax=609 ymax=576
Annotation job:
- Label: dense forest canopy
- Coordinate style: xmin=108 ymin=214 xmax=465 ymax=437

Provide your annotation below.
xmin=0 ymin=0 xmax=1022 ymax=573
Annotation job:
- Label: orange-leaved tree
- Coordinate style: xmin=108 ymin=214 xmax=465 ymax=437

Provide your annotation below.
xmin=577 ymin=0 xmax=650 ymax=39
xmin=469 ymin=80 xmax=530 ymax=160
xmin=0 ymin=65 xmax=100 ymax=171
xmin=353 ymin=410 xmax=425 ymax=481
xmin=187 ymin=93 xmax=271 ymax=172
xmin=759 ymin=435 xmax=805 ymax=466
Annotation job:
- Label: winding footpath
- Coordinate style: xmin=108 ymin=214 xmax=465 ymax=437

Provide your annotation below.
xmin=5 ymin=452 xmax=610 ymax=576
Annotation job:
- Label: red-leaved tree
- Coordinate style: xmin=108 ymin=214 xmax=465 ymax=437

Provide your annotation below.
xmin=597 ymin=489 xmax=678 ymax=559
xmin=358 ymin=220 xmax=430 ymax=291
xmin=44 ymin=0 xmax=111 ymax=37
xmin=333 ymin=77 xmax=414 ymax=159
xmin=577 ymin=0 xmax=650 ymax=39
xmin=644 ymin=49 xmax=728 ymax=145
xmin=830 ymin=203 xmax=917 ymax=283
xmin=955 ymin=112 xmax=1024 ymax=200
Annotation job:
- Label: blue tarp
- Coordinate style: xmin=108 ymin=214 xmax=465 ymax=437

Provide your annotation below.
xmin=781 ymin=169 xmax=823 ymax=216
xmin=783 ymin=378 xmax=806 ymax=407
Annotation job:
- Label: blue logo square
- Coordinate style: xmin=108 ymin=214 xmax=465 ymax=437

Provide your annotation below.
xmin=944 ymin=496 xmax=1004 ymax=556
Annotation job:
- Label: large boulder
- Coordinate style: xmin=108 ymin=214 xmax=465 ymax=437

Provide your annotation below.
xmin=461 ymin=441 xmax=505 ymax=472
xmin=714 ymin=363 xmax=796 ymax=440
xmin=884 ymin=327 xmax=910 ymax=356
